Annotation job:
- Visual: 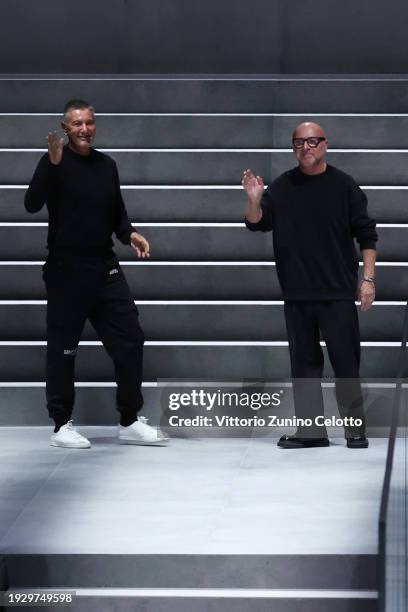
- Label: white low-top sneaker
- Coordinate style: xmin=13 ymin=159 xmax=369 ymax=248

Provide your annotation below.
xmin=50 ymin=420 xmax=91 ymax=449
xmin=118 ymin=416 xmax=169 ymax=446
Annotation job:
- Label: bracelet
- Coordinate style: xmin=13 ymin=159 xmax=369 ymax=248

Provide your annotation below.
xmin=361 ymin=277 xmax=375 ymax=284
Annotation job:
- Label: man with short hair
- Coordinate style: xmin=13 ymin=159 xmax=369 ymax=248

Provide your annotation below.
xmin=243 ymin=122 xmax=377 ymax=449
xmin=25 ymin=99 xmax=168 ymax=449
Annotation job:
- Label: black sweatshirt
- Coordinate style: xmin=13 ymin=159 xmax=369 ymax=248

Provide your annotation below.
xmin=245 ymin=165 xmax=377 ymax=301
xmin=24 ymin=146 xmax=134 ymax=258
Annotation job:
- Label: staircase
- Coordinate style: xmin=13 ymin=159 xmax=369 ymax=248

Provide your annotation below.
xmin=1 ymin=75 xmax=407 ymax=609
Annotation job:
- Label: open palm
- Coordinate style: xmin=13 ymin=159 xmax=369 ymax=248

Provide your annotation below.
xmin=47 ymin=131 xmax=64 ymax=165
xmin=241 ymin=169 xmax=264 ymax=203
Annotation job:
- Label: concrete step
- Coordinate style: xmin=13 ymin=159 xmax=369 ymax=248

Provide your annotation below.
xmin=5 ymin=553 xmax=377 ymax=590
xmin=3 ymin=589 xmax=377 ymax=612
xmin=0 ymin=225 xmax=402 ymax=262
xmin=0 ymin=386 xmax=159 ymax=425
xmin=4 ymin=149 xmax=408 ymax=185
xmin=0 ymin=77 xmax=408 ymax=112
xmin=2 ymin=114 xmax=408 ymax=148
xmin=0 ymin=303 xmax=404 ymax=341
xmin=0 ymin=385 xmax=395 ymax=427
xmin=1 ymin=186 xmax=405 ymax=224
xmin=0 ymin=344 xmax=402 ymax=380
xmin=4 ymin=550 xmax=378 ymax=611
xmin=0 ymin=264 xmax=402 ymax=300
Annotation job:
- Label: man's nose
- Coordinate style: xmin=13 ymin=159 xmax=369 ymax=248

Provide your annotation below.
xmin=302 ymin=140 xmax=310 ymax=150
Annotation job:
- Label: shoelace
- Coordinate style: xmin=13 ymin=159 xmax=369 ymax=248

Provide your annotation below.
xmin=137 ymin=415 xmax=167 ymax=439
xmin=65 ymin=420 xmax=85 ymax=440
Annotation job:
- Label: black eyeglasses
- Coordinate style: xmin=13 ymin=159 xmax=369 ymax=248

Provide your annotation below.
xmin=292 ymin=137 xmax=326 ymax=149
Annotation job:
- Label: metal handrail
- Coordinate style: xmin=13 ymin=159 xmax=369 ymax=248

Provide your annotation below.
xmin=378 ymin=300 xmax=408 ymax=611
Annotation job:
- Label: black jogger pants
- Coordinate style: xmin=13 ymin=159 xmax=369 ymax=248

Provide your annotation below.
xmin=43 ymin=256 xmax=144 ymax=428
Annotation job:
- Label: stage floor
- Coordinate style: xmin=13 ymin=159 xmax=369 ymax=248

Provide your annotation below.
xmin=0 ymin=428 xmax=387 ymax=556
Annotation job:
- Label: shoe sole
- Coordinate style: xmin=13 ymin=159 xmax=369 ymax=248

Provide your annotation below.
xmin=118 ymin=438 xmax=169 ymax=446
xmin=278 ymin=440 xmax=330 ymax=449
xmin=50 ymin=441 xmax=91 ymax=449
xmin=347 ymin=442 xmax=369 ymax=448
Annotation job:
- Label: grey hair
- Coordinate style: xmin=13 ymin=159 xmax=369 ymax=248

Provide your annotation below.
xmin=63 ymin=99 xmax=95 ymax=120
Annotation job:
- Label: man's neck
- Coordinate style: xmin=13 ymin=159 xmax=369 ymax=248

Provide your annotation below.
xmin=299 ymin=161 xmax=327 ymax=176
xmin=68 ymin=143 xmax=92 ymax=156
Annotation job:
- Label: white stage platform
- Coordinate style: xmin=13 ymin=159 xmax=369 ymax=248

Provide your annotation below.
xmin=0 ymin=428 xmax=385 ymax=611
xmin=0 ymin=428 xmax=386 ymax=556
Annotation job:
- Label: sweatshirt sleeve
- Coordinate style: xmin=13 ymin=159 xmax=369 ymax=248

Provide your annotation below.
xmin=112 ymin=162 xmax=135 ymax=245
xmin=349 ymin=180 xmax=378 ymax=250
xmin=245 ymin=187 xmax=274 ymax=232
xmin=24 ymin=154 xmax=56 ymax=213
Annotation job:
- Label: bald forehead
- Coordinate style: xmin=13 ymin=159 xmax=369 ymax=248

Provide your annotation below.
xmin=293 ymin=122 xmax=326 ymax=139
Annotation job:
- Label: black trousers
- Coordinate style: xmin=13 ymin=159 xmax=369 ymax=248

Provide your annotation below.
xmin=284 ymin=300 xmax=365 ymax=438
xmin=44 ymin=257 xmax=144 ymax=428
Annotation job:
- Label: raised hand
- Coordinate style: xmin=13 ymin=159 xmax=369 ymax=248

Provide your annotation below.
xmin=241 ymin=169 xmax=264 ymax=204
xmin=47 ymin=131 xmax=64 ymax=165
xmin=130 ymin=232 xmax=150 ymax=258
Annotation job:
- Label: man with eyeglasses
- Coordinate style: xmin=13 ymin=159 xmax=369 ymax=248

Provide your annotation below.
xmin=242 ymin=122 xmax=377 ymax=449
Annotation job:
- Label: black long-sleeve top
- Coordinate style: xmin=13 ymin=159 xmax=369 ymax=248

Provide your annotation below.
xmin=24 ymin=146 xmax=134 ymax=258
xmin=245 ymin=165 xmax=378 ymax=301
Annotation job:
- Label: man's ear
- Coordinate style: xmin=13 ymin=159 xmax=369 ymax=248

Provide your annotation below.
xmin=61 ymin=121 xmax=68 ymax=135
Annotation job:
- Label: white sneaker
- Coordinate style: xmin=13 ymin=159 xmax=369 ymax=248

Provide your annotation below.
xmin=50 ymin=420 xmax=91 ymax=449
xmin=118 ymin=416 xmax=169 ymax=446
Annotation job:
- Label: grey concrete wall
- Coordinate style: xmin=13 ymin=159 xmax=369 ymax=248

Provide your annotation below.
xmin=1 ymin=0 xmax=408 ymax=73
